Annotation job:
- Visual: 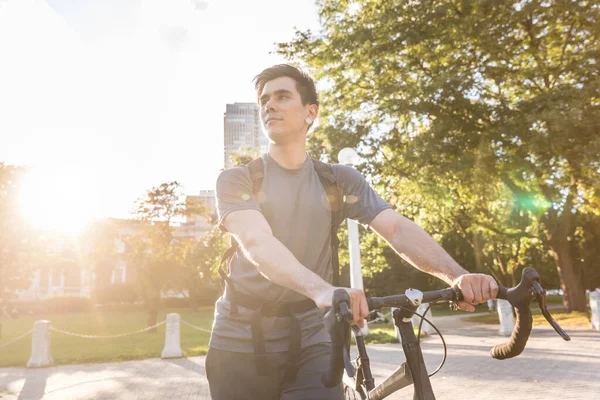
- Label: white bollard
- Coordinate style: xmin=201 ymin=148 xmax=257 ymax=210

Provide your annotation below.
xmin=497 ymin=299 xmax=515 ymax=336
xmin=590 ymin=290 xmax=600 ymax=331
xmin=161 ymin=313 xmax=183 ymax=358
xmin=27 ymin=320 xmax=53 ymax=368
xmin=412 ymin=304 xmax=435 ymax=335
xmin=347 ymin=219 xmax=369 ymax=336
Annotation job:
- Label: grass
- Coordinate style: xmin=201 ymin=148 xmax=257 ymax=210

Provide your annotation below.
xmin=463 ymin=309 xmax=590 ymax=327
xmin=0 ymin=307 xmax=214 ymax=368
xmin=361 ymin=322 xmax=429 ymax=345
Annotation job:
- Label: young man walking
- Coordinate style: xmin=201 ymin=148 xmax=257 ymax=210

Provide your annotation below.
xmin=206 ymin=64 xmax=498 ymax=399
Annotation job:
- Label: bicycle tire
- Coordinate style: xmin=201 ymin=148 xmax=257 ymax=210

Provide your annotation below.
xmin=343 ymin=382 xmax=367 ymax=400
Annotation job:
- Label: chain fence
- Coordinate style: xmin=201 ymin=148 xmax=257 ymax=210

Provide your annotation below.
xmin=180 ymin=319 xmax=211 ymax=333
xmin=0 ymin=329 xmax=33 ymax=350
xmin=50 ymin=320 xmax=166 ymax=339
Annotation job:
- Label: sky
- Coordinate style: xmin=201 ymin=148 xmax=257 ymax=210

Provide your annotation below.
xmin=0 ymin=0 xmax=320 ymax=232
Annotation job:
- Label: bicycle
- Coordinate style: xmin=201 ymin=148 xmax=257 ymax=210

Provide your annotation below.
xmin=321 ymin=267 xmax=571 ymax=400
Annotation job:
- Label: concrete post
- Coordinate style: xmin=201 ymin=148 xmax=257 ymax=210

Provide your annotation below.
xmin=27 ymin=320 xmax=53 ymax=367
xmin=348 ymin=219 xmax=368 ymax=335
xmin=161 ymin=313 xmax=183 ymax=358
xmin=497 ymin=299 xmax=515 ymax=336
xmin=590 ymin=290 xmax=600 ymax=331
xmin=412 ymin=304 xmax=435 ymax=335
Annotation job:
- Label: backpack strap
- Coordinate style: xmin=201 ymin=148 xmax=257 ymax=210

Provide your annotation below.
xmin=247 ymin=157 xmax=265 ymax=196
xmin=312 ymin=158 xmax=343 ymax=287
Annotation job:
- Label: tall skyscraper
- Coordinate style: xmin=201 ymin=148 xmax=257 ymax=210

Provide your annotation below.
xmin=223 ymin=103 xmax=267 ymax=167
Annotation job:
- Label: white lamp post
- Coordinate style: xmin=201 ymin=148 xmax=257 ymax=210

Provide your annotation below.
xmin=338 ymin=147 xmax=369 ymax=335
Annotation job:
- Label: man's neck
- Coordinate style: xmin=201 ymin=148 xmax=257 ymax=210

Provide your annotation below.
xmin=268 ymin=140 xmax=307 ymax=170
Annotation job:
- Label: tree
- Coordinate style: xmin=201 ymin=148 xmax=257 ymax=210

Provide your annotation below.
xmin=127 ymin=181 xmax=207 ymax=328
xmin=81 ymin=219 xmax=121 ymax=287
xmin=177 ymin=227 xmax=228 ymax=311
xmin=228 ymin=145 xmax=260 ymax=166
xmin=279 ymin=0 xmax=600 ymax=311
xmin=0 ymin=163 xmax=40 ymax=337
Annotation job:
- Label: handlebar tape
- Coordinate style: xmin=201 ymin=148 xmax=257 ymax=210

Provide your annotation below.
xmin=490 ymin=267 xmax=537 ymax=359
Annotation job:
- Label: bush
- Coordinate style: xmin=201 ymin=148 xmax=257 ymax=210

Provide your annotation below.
xmin=163 ymin=297 xmax=190 ymax=308
xmin=42 ymin=296 xmax=94 ymax=313
xmin=163 ymin=285 xmax=221 ymax=308
xmin=94 ymin=303 xmax=145 ymax=312
xmin=92 ymin=283 xmax=139 ymax=304
xmin=191 ymin=285 xmax=221 ymax=307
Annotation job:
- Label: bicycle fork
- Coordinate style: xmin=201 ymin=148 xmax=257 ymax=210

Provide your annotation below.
xmin=361 ymin=305 xmax=436 ymax=400
xmin=395 ymin=306 xmax=436 ymax=400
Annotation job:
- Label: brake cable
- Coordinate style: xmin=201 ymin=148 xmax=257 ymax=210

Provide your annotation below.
xmin=397 ymin=302 xmax=448 ymax=378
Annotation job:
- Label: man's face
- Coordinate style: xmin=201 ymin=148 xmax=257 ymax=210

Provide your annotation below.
xmin=259 ymin=76 xmax=316 ymax=144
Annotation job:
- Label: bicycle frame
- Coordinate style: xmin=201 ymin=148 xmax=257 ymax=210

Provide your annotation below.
xmin=345 ymin=292 xmax=435 ymax=400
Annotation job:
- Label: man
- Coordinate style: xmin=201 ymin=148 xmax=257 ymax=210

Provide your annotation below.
xmin=206 ymin=64 xmax=498 ymax=399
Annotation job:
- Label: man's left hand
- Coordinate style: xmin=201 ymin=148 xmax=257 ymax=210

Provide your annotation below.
xmin=451 ymin=273 xmax=498 ymax=312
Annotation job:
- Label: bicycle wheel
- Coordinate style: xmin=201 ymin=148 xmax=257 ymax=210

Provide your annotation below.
xmin=343 ymin=382 xmax=367 ymax=400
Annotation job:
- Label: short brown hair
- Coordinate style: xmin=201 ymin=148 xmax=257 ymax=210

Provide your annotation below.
xmin=253 ymin=64 xmax=319 ymax=107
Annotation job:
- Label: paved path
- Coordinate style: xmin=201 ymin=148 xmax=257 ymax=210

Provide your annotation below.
xmin=1 ymin=316 xmax=599 ymax=399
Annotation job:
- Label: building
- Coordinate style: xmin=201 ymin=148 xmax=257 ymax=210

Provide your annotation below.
xmin=13 ymin=232 xmax=92 ymax=302
xmin=187 ymin=190 xmax=216 ymax=217
xmin=223 ymin=102 xmax=266 ymax=167
xmin=14 ymin=204 xmax=217 ymax=302
xmin=182 ymin=189 xmax=216 ymax=238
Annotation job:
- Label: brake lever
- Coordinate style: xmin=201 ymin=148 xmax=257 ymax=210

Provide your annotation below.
xmin=343 ymin=342 xmax=356 ymax=378
xmin=338 ymin=302 xmax=356 ymax=377
xmin=532 ymin=280 xmax=571 ymax=341
xmin=338 ymin=301 xmax=353 ymax=322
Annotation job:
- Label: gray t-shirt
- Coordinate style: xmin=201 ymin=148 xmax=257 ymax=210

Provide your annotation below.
xmin=209 ymin=153 xmax=391 ymax=353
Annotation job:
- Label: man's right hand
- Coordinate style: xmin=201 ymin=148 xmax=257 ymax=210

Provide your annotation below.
xmin=314 ymin=286 xmax=370 ymax=328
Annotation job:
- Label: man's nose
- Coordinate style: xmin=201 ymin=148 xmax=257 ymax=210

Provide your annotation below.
xmin=264 ymin=98 xmax=276 ymax=112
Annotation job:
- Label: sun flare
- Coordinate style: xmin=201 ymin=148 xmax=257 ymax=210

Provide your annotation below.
xmin=18 ymin=169 xmax=96 ymax=234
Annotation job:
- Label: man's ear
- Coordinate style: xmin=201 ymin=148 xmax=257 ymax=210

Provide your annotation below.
xmin=306 ymin=105 xmax=318 ymax=136
xmin=308 ymin=104 xmax=319 ymax=121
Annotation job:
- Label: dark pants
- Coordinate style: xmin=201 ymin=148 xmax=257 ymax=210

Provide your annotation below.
xmin=206 ymin=343 xmax=344 ymax=400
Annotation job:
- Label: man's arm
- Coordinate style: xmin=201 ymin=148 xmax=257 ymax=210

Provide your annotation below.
xmin=223 ymin=209 xmax=369 ymax=324
xmin=369 ymin=209 xmax=498 ymax=311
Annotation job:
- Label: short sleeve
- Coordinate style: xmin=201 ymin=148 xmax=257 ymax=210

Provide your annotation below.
xmin=215 ymin=166 xmax=262 ymax=232
xmin=332 ymin=165 xmax=391 ymax=229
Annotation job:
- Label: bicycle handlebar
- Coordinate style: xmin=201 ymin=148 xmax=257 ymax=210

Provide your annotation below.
xmin=322 ymin=267 xmax=570 ymax=388
xmin=491 ymin=267 xmax=570 ymax=358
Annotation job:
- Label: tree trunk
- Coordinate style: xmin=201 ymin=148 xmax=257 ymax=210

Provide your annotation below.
xmin=542 ymin=177 xmax=587 ymax=313
xmin=145 ymin=293 xmax=160 ymax=333
xmin=147 ymin=309 xmax=158 ymax=332
xmin=549 ymin=238 xmax=587 ymax=312
xmin=189 ymin=288 xmax=199 ymax=313
xmin=510 ymin=270 xmax=518 ymax=287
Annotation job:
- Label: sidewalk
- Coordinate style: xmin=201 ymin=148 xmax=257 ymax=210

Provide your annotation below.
xmin=1 ymin=315 xmax=599 ymax=399
xmin=375 ymin=315 xmax=600 ymax=399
